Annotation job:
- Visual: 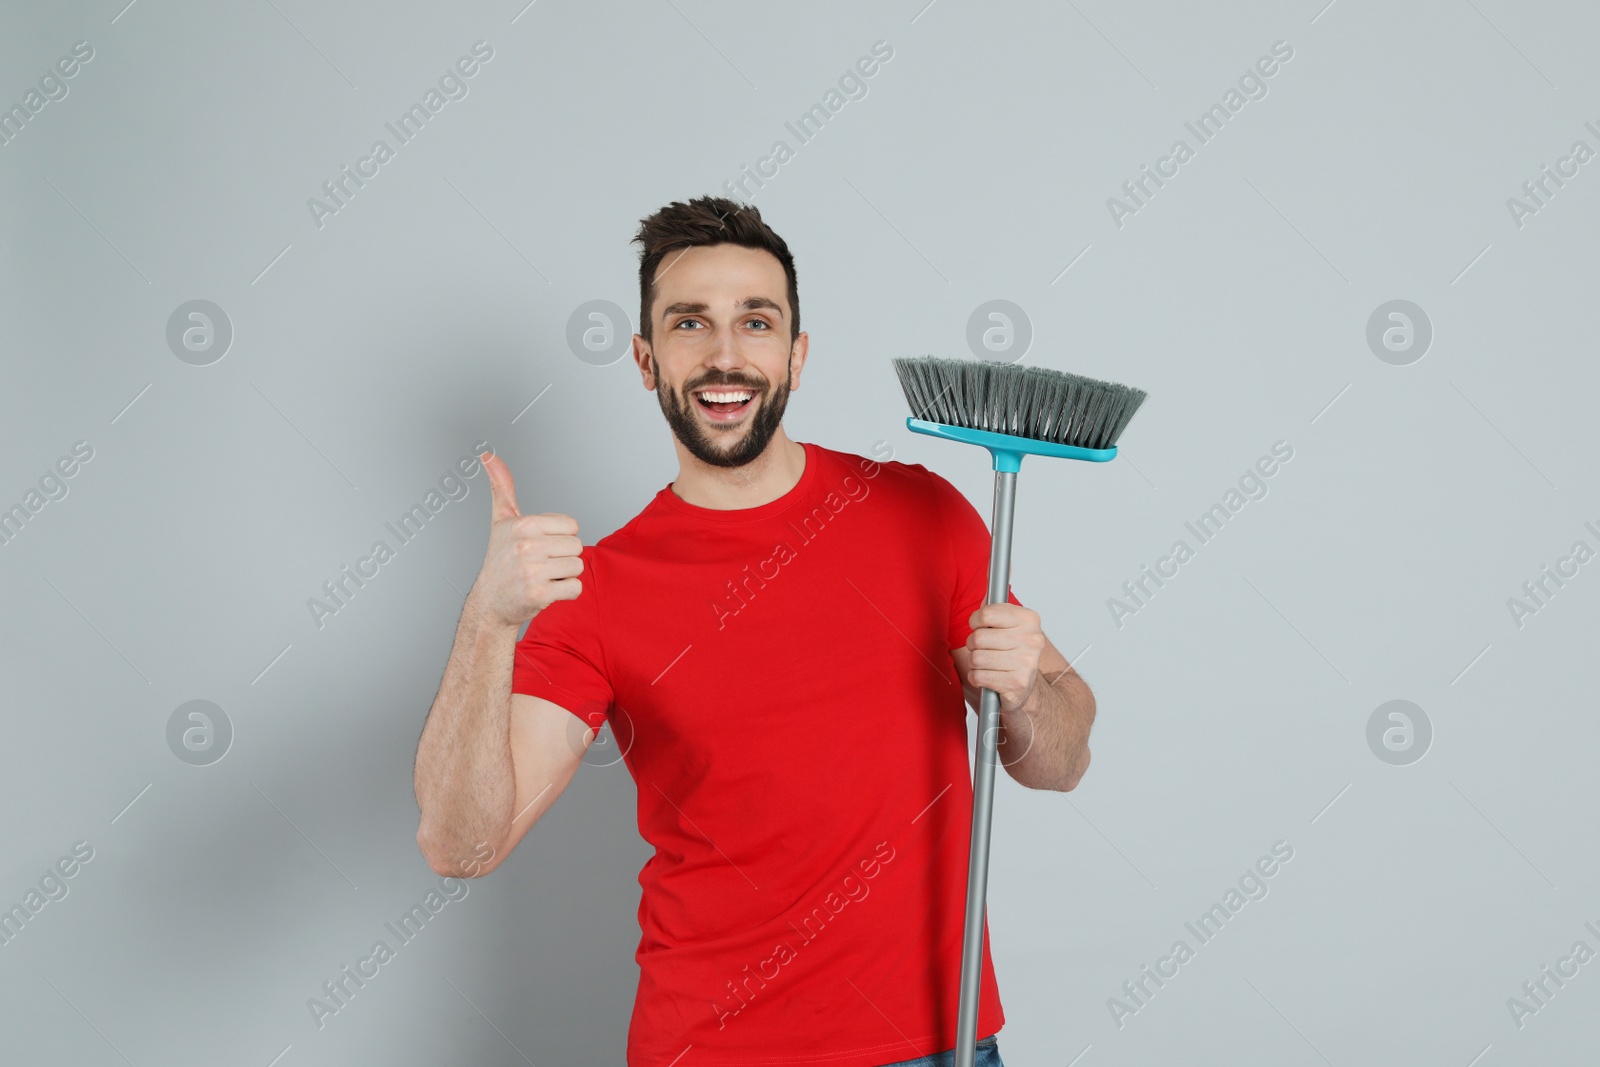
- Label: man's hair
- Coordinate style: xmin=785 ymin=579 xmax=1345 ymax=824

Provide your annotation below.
xmin=632 ymin=196 xmax=800 ymax=345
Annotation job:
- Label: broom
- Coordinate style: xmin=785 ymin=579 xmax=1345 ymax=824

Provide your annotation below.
xmin=890 ymin=355 xmax=1148 ymax=1067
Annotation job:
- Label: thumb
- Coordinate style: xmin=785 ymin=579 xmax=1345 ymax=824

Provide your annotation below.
xmin=481 ymin=452 xmax=520 ymax=522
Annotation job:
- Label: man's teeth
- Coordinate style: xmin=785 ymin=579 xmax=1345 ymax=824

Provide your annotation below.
xmin=699 ymin=391 xmax=753 ymax=403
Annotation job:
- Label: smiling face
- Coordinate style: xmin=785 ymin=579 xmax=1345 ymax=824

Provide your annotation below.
xmin=634 ymin=242 xmax=808 ymax=469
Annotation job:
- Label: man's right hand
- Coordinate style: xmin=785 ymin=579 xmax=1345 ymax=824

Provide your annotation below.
xmin=470 ymin=451 xmax=584 ymax=628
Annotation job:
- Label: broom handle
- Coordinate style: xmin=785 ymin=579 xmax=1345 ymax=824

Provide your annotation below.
xmin=954 ymin=468 xmax=1018 ymax=1067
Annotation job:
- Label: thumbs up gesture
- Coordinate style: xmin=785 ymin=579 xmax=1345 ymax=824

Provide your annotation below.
xmin=469 ymin=451 xmax=585 ymax=628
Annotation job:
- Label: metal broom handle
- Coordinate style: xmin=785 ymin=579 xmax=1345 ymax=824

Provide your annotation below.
xmin=954 ymin=468 xmax=1017 ymax=1067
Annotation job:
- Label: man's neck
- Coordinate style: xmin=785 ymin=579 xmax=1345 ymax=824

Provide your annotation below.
xmin=669 ymin=431 xmax=807 ymax=510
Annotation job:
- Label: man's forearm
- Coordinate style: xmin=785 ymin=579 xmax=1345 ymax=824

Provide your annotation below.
xmin=996 ymin=666 xmax=1095 ymax=791
xmin=413 ymin=593 xmax=522 ymax=873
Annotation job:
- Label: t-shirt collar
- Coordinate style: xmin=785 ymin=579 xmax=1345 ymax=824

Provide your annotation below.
xmin=654 ymin=441 xmax=819 ymax=524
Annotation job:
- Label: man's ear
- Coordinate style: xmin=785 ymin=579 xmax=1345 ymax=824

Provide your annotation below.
xmin=788 ymin=331 xmax=810 ymax=390
xmin=632 ymin=336 xmax=656 ymax=391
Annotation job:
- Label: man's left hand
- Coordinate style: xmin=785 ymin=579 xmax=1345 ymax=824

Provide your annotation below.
xmin=962 ymin=603 xmax=1046 ymax=714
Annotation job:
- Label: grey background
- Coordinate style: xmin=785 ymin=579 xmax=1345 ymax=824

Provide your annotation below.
xmin=2 ymin=0 xmax=1597 ymax=1064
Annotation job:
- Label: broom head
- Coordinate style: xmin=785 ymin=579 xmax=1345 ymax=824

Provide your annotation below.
xmin=892 ymin=356 xmax=1147 ymax=451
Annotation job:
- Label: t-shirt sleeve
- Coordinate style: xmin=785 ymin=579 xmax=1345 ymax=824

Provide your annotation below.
xmin=510 ymin=549 xmax=613 ymax=734
xmin=927 ymin=469 xmax=1024 ymax=651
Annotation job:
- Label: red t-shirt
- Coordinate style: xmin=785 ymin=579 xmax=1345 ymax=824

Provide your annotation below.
xmin=511 ymin=441 xmax=1022 ymax=1067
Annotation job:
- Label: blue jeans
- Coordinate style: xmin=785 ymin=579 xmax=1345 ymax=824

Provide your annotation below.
xmin=878 ymin=1034 xmax=1003 ymax=1067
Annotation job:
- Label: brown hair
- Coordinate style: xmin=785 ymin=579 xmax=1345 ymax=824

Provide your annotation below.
xmin=632 ymin=196 xmax=800 ymax=345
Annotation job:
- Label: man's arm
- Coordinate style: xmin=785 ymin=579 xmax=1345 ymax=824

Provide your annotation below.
xmin=413 ymin=593 xmax=590 ymax=878
xmin=951 ymin=603 xmax=1095 ymax=792
xmin=413 ymin=451 xmax=590 ymax=878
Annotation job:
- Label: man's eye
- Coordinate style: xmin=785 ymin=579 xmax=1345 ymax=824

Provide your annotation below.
xmin=747 ymin=319 xmax=769 ymax=330
xmin=675 ymin=319 xmax=703 ymax=330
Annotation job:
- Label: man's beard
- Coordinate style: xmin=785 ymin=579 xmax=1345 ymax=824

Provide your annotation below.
xmin=653 ymin=355 xmax=791 ymax=469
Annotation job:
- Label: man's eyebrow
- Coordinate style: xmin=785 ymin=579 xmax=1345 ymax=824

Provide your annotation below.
xmin=739 ymin=296 xmax=784 ymax=316
xmin=661 ymin=297 xmax=785 ymax=318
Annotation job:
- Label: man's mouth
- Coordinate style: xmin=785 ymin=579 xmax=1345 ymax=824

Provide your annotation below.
xmin=692 ymin=386 xmax=758 ymax=422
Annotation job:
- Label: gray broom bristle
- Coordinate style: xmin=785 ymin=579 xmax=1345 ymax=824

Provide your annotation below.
xmin=890 ymin=356 xmax=1148 ymax=451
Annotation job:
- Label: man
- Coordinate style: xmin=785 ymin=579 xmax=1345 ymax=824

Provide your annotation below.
xmin=413 ymin=196 xmax=1096 ymax=1067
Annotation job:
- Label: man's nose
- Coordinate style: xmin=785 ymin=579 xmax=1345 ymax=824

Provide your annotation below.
xmin=704 ymin=325 xmax=747 ymax=370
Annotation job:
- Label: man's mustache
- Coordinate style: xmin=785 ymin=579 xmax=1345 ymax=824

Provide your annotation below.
xmin=685 ymin=376 xmax=768 ymax=393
